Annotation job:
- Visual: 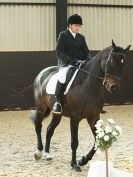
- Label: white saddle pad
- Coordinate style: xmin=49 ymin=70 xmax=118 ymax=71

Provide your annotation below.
xmin=46 ymin=68 xmax=79 ymax=95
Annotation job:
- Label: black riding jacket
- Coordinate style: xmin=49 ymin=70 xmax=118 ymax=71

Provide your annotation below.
xmin=56 ymin=30 xmax=91 ymax=67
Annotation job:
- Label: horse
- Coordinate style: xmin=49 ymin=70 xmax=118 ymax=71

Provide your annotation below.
xmin=31 ymin=40 xmax=131 ymax=172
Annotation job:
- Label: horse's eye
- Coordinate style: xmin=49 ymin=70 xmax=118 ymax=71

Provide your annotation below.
xmin=121 ymin=59 xmax=124 ymax=64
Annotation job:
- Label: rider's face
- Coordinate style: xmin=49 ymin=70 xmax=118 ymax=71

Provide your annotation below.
xmin=69 ymin=24 xmax=81 ymax=33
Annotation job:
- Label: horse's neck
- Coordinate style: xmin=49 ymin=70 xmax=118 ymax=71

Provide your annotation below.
xmin=84 ymin=47 xmax=111 ymax=79
xmin=84 ymin=56 xmax=103 ymax=83
xmin=85 ymin=56 xmax=102 ymax=75
xmin=82 ymin=48 xmax=111 ymax=93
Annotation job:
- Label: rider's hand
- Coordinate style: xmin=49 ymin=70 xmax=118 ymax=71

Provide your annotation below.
xmin=76 ymin=60 xmax=82 ymax=63
xmin=76 ymin=60 xmax=86 ymax=65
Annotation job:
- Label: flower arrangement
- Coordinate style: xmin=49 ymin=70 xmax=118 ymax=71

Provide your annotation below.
xmin=94 ymin=119 xmax=122 ymax=177
xmin=95 ymin=119 xmax=122 ymax=151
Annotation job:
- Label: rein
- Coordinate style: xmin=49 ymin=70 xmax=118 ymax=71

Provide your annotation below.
xmin=76 ymin=49 xmax=113 ymax=81
xmin=78 ymin=68 xmax=104 ymax=80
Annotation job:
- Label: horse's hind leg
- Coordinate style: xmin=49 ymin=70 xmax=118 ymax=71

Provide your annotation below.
xmin=33 ymin=109 xmax=47 ymax=160
xmin=43 ymin=114 xmax=62 ymax=160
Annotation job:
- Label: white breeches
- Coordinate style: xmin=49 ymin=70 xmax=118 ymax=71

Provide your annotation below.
xmin=58 ymin=65 xmax=72 ymax=83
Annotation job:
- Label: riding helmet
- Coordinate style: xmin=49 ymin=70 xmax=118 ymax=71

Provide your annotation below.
xmin=67 ymin=14 xmax=83 ymax=26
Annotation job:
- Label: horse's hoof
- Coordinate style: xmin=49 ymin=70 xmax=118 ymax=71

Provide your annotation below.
xmin=78 ymin=156 xmax=87 ymax=166
xmin=71 ymin=164 xmax=81 ymax=172
xmin=42 ymin=152 xmax=53 ymax=161
xmin=34 ymin=150 xmax=42 ymax=161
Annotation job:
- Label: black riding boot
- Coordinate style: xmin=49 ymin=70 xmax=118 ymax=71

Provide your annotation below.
xmin=52 ymin=81 xmax=65 ymax=114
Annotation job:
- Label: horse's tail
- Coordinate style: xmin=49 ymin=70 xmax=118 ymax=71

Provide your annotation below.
xmin=30 ymin=107 xmax=51 ymax=123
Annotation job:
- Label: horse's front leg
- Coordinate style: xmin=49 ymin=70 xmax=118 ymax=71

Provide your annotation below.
xmin=70 ymin=118 xmax=81 ymax=172
xmin=78 ymin=117 xmax=99 ymax=166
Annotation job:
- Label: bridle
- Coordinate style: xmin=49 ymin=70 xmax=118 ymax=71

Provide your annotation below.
xmin=78 ymin=48 xmax=125 ymax=82
xmin=104 ymin=49 xmax=125 ymax=81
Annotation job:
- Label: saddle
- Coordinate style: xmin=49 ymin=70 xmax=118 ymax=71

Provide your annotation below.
xmin=46 ymin=61 xmax=86 ymax=95
xmin=46 ymin=66 xmax=78 ymax=95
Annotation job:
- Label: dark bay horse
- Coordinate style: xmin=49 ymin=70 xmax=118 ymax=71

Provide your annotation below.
xmin=32 ymin=40 xmax=131 ymax=172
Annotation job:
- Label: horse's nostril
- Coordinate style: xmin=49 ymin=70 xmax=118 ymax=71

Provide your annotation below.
xmin=111 ymin=85 xmax=118 ymax=92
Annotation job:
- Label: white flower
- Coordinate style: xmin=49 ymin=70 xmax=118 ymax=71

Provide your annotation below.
xmin=97 ymin=120 xmax=104 ymax=123
xmin=96 ymin=128 xmax=104 ymax=134
xmin=95 ymin=120 xmax=103 ymax=129
xmin=95 ymin=123 xmax=102 ymax=129
xmin=104 ymin=135 xmax=110 ymax=141
xmin=112 ymin=131 xmax=118 ymax=137
xmin=105 ymin=125 xmax=112 ymax=133
xmin=115 ymin=126 xmax=122 ymax=135
xmin=108 ymin=119 xmax=115 ymax=124
xmin=94 ymin=144 xmax=97 ymax=150
xmin=98 ymin=131 xmax=105 ymax=138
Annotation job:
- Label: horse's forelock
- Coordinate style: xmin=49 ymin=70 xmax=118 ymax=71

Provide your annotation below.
xmin=99 ymin=45 xmax=125 ymax=56
xmin=113 ymin=46 xmax=125 ymax=54
xmin=99 ymin=45 xmax=125 ymax=59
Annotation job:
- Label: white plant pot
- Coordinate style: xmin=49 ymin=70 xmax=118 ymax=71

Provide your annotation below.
xmin=87 ymin=161 xmax=114 ymax=177
xmin=87 ymin=161 xmax=133 ymax=177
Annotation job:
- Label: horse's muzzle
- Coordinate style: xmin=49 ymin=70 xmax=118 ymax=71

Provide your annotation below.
xmin=103 ymin=76 xmax=120 ymax=93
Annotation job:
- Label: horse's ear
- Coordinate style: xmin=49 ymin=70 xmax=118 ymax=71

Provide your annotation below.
xmin=112 ymin=39 xmax=117 ymax=50
xmin=124 ymin=45 xmax=131 ymax=53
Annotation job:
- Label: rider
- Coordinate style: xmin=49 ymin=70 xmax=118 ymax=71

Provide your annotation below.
xmin=52 ymin=14 xmax=91 ymax=114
